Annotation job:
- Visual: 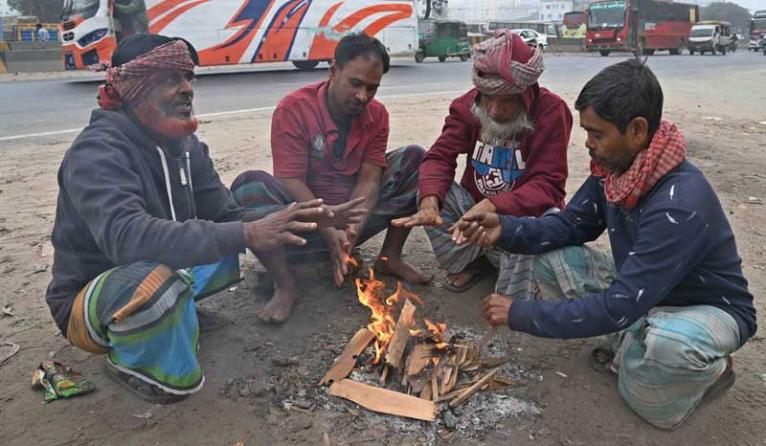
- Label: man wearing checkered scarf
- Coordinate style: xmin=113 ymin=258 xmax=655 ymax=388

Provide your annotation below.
xmin=394 ymin=30 xmax=573 ymax=299
xmin=45 ymin=34 xmax=339 ymax=403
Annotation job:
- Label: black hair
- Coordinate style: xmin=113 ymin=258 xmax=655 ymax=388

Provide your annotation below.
xmin=111 ymin=34 xmax=199 ymax=67
xmin=575 ymin=59 xmax=663 ymax=136
xmin=334 ymin=32 xmax=390 ymax=73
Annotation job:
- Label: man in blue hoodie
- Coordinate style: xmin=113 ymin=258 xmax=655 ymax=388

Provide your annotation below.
xmin=45 ymin=34 xmax=361 ymax=404
xmin=454 ymin=59 xmax=756 ymax=429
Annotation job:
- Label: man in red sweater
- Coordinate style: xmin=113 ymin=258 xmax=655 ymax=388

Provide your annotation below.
xmin=393 ymin=30 xmax=572 ymax=295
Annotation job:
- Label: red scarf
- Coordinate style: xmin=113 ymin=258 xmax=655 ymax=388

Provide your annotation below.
xmin=590 ymin=121 xmax=686 ymax=209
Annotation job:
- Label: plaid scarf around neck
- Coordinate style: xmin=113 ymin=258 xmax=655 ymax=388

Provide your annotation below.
xmin=590 ymin=120 xmax=686 ymax=209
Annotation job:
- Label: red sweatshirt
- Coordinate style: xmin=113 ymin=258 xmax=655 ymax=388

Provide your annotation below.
xmin=418 ymin=86 xmax=572 ymax=217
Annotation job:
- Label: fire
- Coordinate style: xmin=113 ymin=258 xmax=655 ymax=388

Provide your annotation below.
xmin=354 ymin=269 xmax=397 ymax=364
xmin=349 ymin=257 xmax=448 ymax=364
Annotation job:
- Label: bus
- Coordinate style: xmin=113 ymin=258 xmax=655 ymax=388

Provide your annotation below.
xmin=748 ymin=10 xmax=766 ymax=51
xmin=58 ymin=0 xmax=418 ymax=70
xmin=561 ymin=11 xmax=586 ymax=38
xmin=585 ymin=0 xmax=698 ymax=56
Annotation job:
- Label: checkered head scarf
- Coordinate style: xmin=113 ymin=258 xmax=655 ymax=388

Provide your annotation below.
xmin=98 ymin=39 xmax=195 ymax=110
xmin=471 ymin=30 xmax=545 ymax=96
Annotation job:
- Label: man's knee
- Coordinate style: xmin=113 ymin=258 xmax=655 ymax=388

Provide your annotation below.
xmin=230 ymin=169 xmax=277 ymax=192
xmin=400 ymin=144 xmax=426 ymax=162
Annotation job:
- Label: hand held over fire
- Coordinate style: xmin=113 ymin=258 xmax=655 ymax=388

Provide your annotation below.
xmin=391 ymin=195 xmax=443 ymax=228
xmin=483 ymin=293 xmax=513 ymax=327
xmin=243 ymin=199 xmax=326 ymax=251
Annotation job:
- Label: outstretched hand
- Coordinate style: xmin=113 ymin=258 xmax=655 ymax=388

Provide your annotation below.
xmin=243 ymin=199 xmax=325 ymax=252
xmin=316 ymin=197 xmax=367 ymax=230
xmin=450 ymin=212 xmax=503 ymax=247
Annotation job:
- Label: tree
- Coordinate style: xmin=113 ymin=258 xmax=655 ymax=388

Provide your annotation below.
xmin=8 ymin=0 xmax=65 ymax=22
xmin=701 ymin=2 xmax=752 ymax=34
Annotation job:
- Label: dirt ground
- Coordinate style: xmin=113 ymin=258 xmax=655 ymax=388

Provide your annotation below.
xmin=1 ymin=83 xmax=765 ymax=446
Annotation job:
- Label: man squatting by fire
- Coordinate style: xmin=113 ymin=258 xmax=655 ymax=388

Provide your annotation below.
xmin=44 ymin=35 xmax=364 ymax=403
xmin=394 ymin=31 xmax=572 ymax=302
xmin=455 ymin=59 xmax=756 ymax=430
xmin=231 ymin=33 xmax=432 ymax=323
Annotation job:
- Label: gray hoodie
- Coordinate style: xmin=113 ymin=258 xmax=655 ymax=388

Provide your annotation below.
xmin=47 ymin=109 xmax=251 ymax=334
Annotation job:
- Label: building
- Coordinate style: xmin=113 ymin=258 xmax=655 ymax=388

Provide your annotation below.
xmin=0 ymin=0 xmax=20 ymax=17
xmin=449 ymin=0 xmax=539 ymax=23
xmin=538 ymin=0 xmax=574 ymax=21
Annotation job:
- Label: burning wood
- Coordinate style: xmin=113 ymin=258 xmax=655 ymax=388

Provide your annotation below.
xmin=320 ymin=328 xmax=375 ymax=385
xmin=329 ymin=379 xmax=437 ymax=422
xmin=322 ymin=265 xmax=515 ymax=422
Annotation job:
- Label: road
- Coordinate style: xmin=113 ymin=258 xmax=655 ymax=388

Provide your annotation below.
xmin=1 ymin=51 xmax=764 ymax=141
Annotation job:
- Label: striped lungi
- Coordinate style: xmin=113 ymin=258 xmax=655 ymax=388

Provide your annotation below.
xmin=425 ymin=183 xmax=543 ymax=300
xmin=534 ymin=246 xmax=741 ymax=429
xmin=230 ymin=145 xmax=424 ymax=256
xmin=66 ymin=255 xmax=239 ymax=395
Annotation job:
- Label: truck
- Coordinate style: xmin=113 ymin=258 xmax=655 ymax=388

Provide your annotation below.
xmin=58 ymin=0 xmax=418 ymax=70
xmin=688 ymin=21 xmax=731 ymax=55
xmin=561 ymin=11 xmax=587 ymax=38
xmin=748 ymin=10 xmax=766 ymax=52
xmin=585 ymin=0 xmax=698 ymax=56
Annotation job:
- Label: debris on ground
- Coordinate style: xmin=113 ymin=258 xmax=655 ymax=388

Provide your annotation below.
xmin=31 ymin=359 xmax=95 ymax=403
xmin=0 ymin=342 xmax=20 ymax=366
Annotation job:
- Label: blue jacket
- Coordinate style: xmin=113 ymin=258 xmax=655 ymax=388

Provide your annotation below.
xmin=500 ymin=161 xmax=756 ymax=343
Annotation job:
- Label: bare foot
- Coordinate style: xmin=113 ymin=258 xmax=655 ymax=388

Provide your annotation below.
xmin=256 ymin=286 xmax=298 ymax=323
xmin=446 ymin=271 xmax=475 ymax=288
xmin=375 ymin=257 xmax=432 ymax=284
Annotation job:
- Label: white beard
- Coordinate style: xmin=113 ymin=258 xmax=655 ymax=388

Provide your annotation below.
xmin=471 ymin=102 xmax=534 ymax=144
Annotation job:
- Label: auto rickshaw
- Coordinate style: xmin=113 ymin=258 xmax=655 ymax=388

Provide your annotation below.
xmin=415 ymin=19 xmax=472 ymax=63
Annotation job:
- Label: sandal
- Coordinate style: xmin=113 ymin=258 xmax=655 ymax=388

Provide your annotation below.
xmin=589 ymin=347 xmax=616 ymax=375
xmin=103 ymin=362 xmax=187 ymax=404
xmin=700 ymin=357 xmax=735 ymax=406
xmin=444 ymin=257 xmax=493 ymax=292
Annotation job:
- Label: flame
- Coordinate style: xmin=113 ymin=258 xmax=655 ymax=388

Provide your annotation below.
xmin=355 ymin=269 xmax=397 ymax=364
xmin=351 ymin=258 xmax=448 ymax=364
xmin=343 ymin=252 xmax=359 ymax=269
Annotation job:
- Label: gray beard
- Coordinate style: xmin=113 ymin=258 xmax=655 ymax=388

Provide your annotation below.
xmin=471 ymin=102 xmax=534 ymax=144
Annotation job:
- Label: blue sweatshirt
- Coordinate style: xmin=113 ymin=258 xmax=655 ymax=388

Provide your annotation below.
xmin=500 ymin=161 xmax=756 ymax=343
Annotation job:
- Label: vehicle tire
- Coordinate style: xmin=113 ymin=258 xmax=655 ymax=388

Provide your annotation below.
xmin=599 ymin=50 xmax=610 ymax=56
xmin=292 ymin=60 xmax=319 ymax=70
xmin=438 ymin=56 xmax=447 ymax=62
xmin=415 ymin=52 xmax=425 ymax=63
xmin=700 ymin=50 xmax=705 ymax=55
xmin=645 ymin=49 xmax=655 ymax=55
xmin=721 ymin=46 xmax=726 ymax=55
xmin=689 ymin=48 xmax=695 ymax=55
xmin=459 ymin=54 xmax=469 ymax=62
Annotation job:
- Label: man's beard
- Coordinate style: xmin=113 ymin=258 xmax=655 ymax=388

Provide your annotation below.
xmin=132 ymin=100 xmax=198 ymax=141
xmin=471 ymin=102 xmax=534 ymax=143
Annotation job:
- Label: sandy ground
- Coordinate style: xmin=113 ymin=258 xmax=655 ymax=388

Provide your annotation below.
xmin=0 ymin=86 xmax=765 ymax=446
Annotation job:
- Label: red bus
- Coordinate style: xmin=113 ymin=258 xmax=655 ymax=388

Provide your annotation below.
xmin=586 ymin=0 xmax=698 ymax=56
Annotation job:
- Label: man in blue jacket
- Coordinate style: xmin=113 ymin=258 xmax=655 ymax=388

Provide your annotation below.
xmin=45 ymin=34 xmax=361 ymax=404
xmin=454 ymin=59 xmax=756 ymax=429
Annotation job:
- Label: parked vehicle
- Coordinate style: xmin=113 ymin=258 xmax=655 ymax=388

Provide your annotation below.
xmin=585 ymin=0 xmax=698 ymax=56
xmin=748 ymin=10 xmax=766 ymax=52
xmin=510 ymin=28 xmax=548 ymax=49
xmin=561 ymin=11 xmax=587 ymax=38
xmin=59 ymin=0 xmax=418 ymax=70
xmin=688 ymin=21 xmax=731 ymax=55
xmin=489 ymin=20 xmax=559 ymax=42
xmin=415 ymin=19 xmax=471 ymax=63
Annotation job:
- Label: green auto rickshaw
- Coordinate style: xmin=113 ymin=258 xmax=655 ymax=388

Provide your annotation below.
xmin=415 ymin=19 xmax=472 ymax=63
